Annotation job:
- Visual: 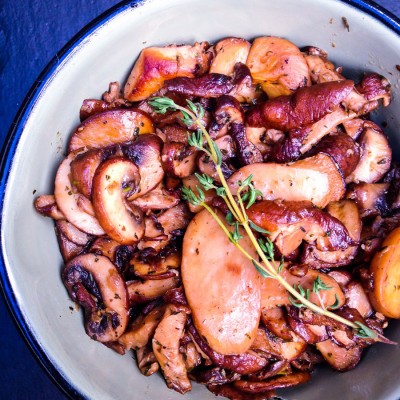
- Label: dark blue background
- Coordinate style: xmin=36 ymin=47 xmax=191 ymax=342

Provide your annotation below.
xmin=0 ymin=0 xmax=399 ymax=399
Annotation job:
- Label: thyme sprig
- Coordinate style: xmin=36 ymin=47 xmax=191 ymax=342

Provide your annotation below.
xmin=149 ymin=96 xmax=378 ymax=341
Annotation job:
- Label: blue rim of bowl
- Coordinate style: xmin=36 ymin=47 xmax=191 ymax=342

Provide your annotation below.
xmin=0 ymin=0 xmax=399 ymax=399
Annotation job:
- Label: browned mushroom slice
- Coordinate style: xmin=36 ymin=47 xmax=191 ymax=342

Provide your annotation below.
xmin=68 ymin=109 xmax=154 ymax=153
xmin=130 ymin=251 xmax=181 ymax=278
xmin=228 ymin=153 xmax=345 ymax=208
xmin=301 ymin=200 xmax=361 ymax=268
xmin=123 ymin=42 xmax=211 ymax=101
xmin=210 ymin=37 xmax=251 ymax=76
xmin=80 ymin=99 xmax=111 ymax=121
xmin=251 ymin=327 xmax=306 ymax=362
xmin=161 ymin=142 xmax=198 ymax=178
xmin=306 ymin=132 xmax=360 ymax=178
xmin=34 ymin=195 xmax=65 ymax=220
xmin=88 ymin=237 xmax=121 ymax=260
xmin=245 ymin=127 xmax=271 ymax=155
xmin=261 ymin=307 xmax=294 ymax=341
xmin=55 ymin=221 xmax=86 ymax=262
xmin=118 ymin=305 xmax=165 ymax=351
xmin=152 ymin=306 xmax=191 ymax=394
xmin=247 ymin=200 xmax=354 ymax=256
xmin=92 ymin=157 xmax=144 ymax=245
xmin=164 ymin=73 xmax=234 ymax=98
xmin=191 ymin=367 xmax=241 ymax=386
xmin=181 ymin=341 xmax=202 ymax=372
xmin=136 ymin=346 xmax=159 ymax=376
xmin=138 ymin=203 xmax=191 ymax=251
xmin=304 ymin=49 xmax=344 ymax=84
xmin=356 ymin=72 xmax=391 ymax=106
xmin=246 ymin=36 xmax=311 ymax=98
xmin=230 ymin=122 xmax=263 ymax=165
xmin=56 ymin=220 xmax=93 ymax=246
xmin=121 ymin=134 xmax=164 ymax=199
xmin=130 ymin=182 xmax=180 ymax=211
xmin=342 ymin=118 xmax=365 ymax=140
xmin=54 ymin=154 xmax=105 ymax=235
xmin=229 ymin=62 xmax=260 ymax=103
xmin=188 ymin=322 xmax=267 ymax=374
xmin=182 ymin=209 xmax=261 ymax=355
xmin=63 ymin=254 xmax=128 ymax=342
xmin=346 ymin=182 xmax=390 ymax=218
xmin=345 ymin=281 xmax=373 ymax=318
xmin=246 ymin=80 xmax=353 ymax=130
xmin=260 ymin=266 xmax=346 ymax=311
xmin=127 ymin=276 xmax=180 ymax=304
xmin=316 ymin=339 xmax=362 ymax=371
xmin=346 ymin=122 xmax=392 ymax=184
xmin=207 ymin=383 xmax=274 ymax=400
xmin=70 ymin=149 xmax=107 ymax=198
xmin=233 ymin=372 xmax=311 ymax=393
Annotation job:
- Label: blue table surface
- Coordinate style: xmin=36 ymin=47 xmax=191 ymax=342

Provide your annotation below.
xmin=0 ymin=0 xmax=399 ymax=399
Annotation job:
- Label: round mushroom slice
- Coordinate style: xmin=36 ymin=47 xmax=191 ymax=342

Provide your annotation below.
xmin=68 ymin=108 xmax=154 ymax=153
xmin=63 ymin=253 xmax=129 ymax=342
xmin=92 ymin=157 xmax=144 ymax=245
xmin=54 ymin=153 xmax=105 ymax=235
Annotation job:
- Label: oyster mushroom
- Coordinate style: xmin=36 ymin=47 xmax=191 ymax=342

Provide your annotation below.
xmin=54 ymin=153 xmax=105 ymax=235
xmin=152 ymin=306 xmax=191 ymax=394
xmin=209 ymin=37 xmax=251 ymax=76
xmin=68 ymin=109 xmax=154 ymax=153
xmin=92 ymin=157 xmax=144 ymax=245
xmin=246 ymin=36 xmax=311 ymax=98
xmin=124 ymin=42 xmax=211 ymax=101
xmin=227 ymin=153 xmax=345 ymax=208
xmin=63 ymin=253 xmax=129 ymax=342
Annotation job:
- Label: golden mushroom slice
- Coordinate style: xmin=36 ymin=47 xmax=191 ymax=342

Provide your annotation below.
xmin=92 ymin=157 xmax=144 ymax=245
xmin=68 ymin=108 xmax=154 ymax=153
xmin=54 ymin=153 xmax=105 ymax=235
xmin=246 ymin=36 xmax=311 ymax=98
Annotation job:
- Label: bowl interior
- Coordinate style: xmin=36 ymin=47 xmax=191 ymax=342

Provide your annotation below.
xmin=2 ymin=0 xmax=400 ymax=399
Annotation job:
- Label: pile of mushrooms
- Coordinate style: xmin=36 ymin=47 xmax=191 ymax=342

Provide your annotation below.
xmin=35 ymin=36 xmax=400 ymax=400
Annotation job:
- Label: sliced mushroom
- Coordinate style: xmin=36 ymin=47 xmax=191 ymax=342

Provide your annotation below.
xmin=34 ymin=195 xmax=65 ymax=220
xmin=304 ymin=49 xmax=344 ymax=84
xmin=246 ymin=36 xmax=311 ymax=98
xmin=164 ymin=73 xmax=234 ymax=98
xmin=55 ymin=221 xmax=86 ymax=262
xmin=123 ymin=42 xmax=211 ymax=101
xmin=136 ymin=346 xmax=159 ymax=376
xmin=345 ymin=281 xmax=373 ymax=319
xmin=120 ymin=134 xmax=164 ymax=199
xmin=229 ymin=62 xmax=260 ymax=103
xmin=92 ymin=157 xmax=144 ymax=244
xmin=182 ymin=174 xmax=217 ymax=213
xmin=161 ymin=142 xmax=198 ymax=178
xmin=316 ymin=339 xmax=362 ymax=371
xmin=70 ymin=149 xmax=107 ymax=198
xmin=230 ymin=122 xmax=263 ymax=165
xmin=152 ymin=306 xmax=191 ymax=394
xmin=182 ymin=209 xmax=261 ymax=355
xmin=63 ymin=254 xmax=128 ymax=342
xmin=138 ymin=203 xmax=191 ymax=251
xmin=130 ymin=182 xmax=180 ymax=211
xmin=68 ymin=109 xmax=154 ymax=153
xmin=346 ymin=182 xmax=390 ymax=218
xmin=346 ymin=122 xmax=392 ymax=184
xmin=210 ymin=37 xmax=251 ymax=76
xmin=118 ymin=305 xmax=165 ymax=351
xmin=246 ymin=80 xmax=353 ymax=130
xmin=130 ymin=251 xmax=181 ymax=278
xmin=301 ymin=200 xmax=361 ymax=268
xmin=127 ymin=275 xmax=180 ymax=304
xmin=54 ymin=153 xmax=105 ymax=235
xmin=228 ymin=153 xmax=345 ymax=209
xmin=247 ymin=200 xmax=355 ymax=256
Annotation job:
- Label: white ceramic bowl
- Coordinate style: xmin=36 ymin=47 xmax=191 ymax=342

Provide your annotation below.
xmin=1 ymin=0 xmax=400 ymax=399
